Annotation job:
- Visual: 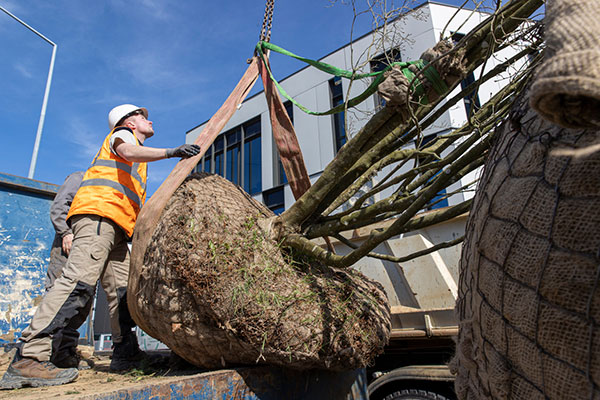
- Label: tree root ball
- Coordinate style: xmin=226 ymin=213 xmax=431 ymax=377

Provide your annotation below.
xmin=452 ymin=89 xmax=600 ymax=399
xmin=130 ymin=173 xmax=391 ymax=371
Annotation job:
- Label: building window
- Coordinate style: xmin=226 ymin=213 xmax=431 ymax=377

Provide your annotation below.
xmin=263 ymin=186 xmax=285 ymax=215
xmin=199 ymin=116 xmax=262 ymax=195
xmin=452 ymin=33 xmax=481 ymax=117
xmin=226 ymin=129 xmax=241 ymax=184
xmin=243 ymin=118 xmax=262 ymax=194
xmin=339 ymin=178 xmax=377 ymax=213
xmin=274 ymin=101 xmax=293 ymax=186
xmin=330 ymin=76 xmax=346 ymax=153
xmin=370 ymin=48 xmax=402 ymax=108
xmin=213 ymin=135 xmax=224 ymax=177
xmin=416 ymin=134 xmax=449 ymax=210
xmin=460 ymin=70 xmax=481 ymax=116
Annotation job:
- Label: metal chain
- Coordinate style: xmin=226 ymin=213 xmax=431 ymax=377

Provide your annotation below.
xmin=259 ymin=0 xmax=274 ymax=42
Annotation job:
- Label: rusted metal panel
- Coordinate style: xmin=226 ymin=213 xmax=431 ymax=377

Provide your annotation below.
xmin=77 ymin=366 xmax=367 ymax=400
xmin=0 ymin=172 xmax=57 ymax=342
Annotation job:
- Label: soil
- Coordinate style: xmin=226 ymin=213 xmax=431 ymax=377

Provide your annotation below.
xmin=0 ymin=346 xmax=203 ymax=399
xmin=131 ymin=173 xmax=391 ymax=371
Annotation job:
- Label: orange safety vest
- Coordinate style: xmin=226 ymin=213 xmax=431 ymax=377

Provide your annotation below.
xmin=67 ymin=127 xmax=148 ymax=237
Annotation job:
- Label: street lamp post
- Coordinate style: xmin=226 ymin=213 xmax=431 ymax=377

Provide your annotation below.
xmin=0 ymin=6 xmax=57 ymax=179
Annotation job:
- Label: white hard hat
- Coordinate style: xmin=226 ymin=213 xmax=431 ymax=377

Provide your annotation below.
xmin=108 ymin=104 xmax=148 ymax=130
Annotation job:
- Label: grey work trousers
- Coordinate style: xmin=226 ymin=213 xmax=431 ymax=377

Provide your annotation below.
xmin=45 ymin=234 xmax=68 ymax=291
xmin=20 ymin=215 xmax=135 ymax=362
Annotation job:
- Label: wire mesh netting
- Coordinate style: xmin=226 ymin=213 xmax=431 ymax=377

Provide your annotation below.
xmin=132 ymin=173 xmax=391 ymax=371
xmin=452 ymin=85 xmax=600 ymax=399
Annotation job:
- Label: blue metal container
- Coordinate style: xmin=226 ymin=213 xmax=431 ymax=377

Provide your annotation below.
xmin=0 ymin=172 xmax=58 ymax=342
xmin=78 ymin=366 xmax=367 ymax=399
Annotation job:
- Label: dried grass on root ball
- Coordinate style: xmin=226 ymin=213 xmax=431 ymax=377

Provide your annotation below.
xmin=131 ymin=173 xmax=391 ymax=371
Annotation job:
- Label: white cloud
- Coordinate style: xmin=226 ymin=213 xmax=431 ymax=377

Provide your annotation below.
xmin=0 ymin=2 xmax=28 ymax=35
xmin=114 ymin=50 xmax=211 ymax=101
xmin=138 ymin=0 xmax=173 ymax=20
xmin=108 ymin=0 xmax=173 ymax=21
xmin=64 ymin=117 xmax=103 ymax=161
xmin=0 ymin=1 xmax=25 ymax=20
xmin=13 ymin=62 xmax=33 ymax=78
xmin=116 ymin=52 xmax=177 ymax=87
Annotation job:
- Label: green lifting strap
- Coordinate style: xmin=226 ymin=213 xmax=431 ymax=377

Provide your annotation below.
xmin=256 ymin=41 xmax=448 ymax=116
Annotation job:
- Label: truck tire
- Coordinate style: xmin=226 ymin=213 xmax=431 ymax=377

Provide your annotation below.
xmin=383 ymin=389 xmax=450 ymax=400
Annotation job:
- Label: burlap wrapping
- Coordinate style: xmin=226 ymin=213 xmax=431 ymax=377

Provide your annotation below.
xmin=378 ymin=40 xmax=466 ymax=113
xmin=130 ymin=173 xmax=391 ymax=371
xmin=378 ymin=65 xmax=412 ymax=112
xmin=451 ymin=86 xmax=600 ymax=399
xmin=529 ymin=0 xmax=600 ymax=129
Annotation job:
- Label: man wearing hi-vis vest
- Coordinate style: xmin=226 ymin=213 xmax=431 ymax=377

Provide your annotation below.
xmin=1 ymin=104 xmax=201 ymax=389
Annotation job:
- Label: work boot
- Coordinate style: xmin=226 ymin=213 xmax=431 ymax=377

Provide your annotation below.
xmin=0 ymin=349 xmax=78 ymax=388
xmin=52 ymin=349 xmax=93 ymax=370
xmin=109 ymin=333 xmax=147 ymax=371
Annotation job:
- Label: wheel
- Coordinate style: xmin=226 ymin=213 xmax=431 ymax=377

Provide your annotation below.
xmin=383 ymin=388 xmax=451 ymax=400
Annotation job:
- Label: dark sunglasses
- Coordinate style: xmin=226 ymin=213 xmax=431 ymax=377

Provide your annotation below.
xmin=116 ymin=109 xmax=145 ymax=127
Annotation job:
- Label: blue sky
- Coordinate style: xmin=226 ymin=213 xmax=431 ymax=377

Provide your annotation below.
xmin=0 ymin=0 xmax=492 ymax=196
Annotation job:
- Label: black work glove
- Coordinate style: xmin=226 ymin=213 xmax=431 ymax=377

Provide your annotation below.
xmin=165 ymin=144 xmax=201 ymax=159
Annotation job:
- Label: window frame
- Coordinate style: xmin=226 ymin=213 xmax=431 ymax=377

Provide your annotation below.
xmin=329 ymin=76 xmax=346 ymax=154
xmin=263 ymin=185 xmax=285 ymax=215
xmin=274 ymin=101 xmax=293 ymax=186
xmin=198 ymin=116 xmax=262 ymax=195
xmin=370 ymin=48 xmax=403 ymax=109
